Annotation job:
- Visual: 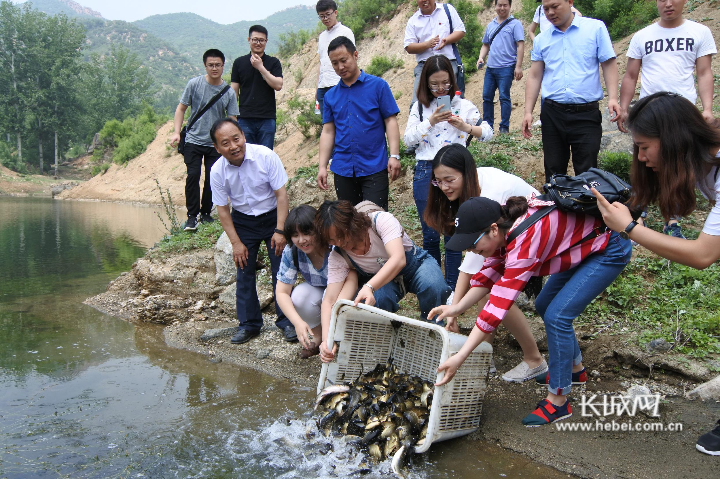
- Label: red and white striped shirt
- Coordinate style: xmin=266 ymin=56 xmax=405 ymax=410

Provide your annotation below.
xmin=470 ymin=196 xmax=610 ymax=333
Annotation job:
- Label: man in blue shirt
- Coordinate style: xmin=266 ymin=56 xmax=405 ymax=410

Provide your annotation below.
xmin=316 ymin=36 xmax=401 ymax=210
xmin=521 ymin=0 xmax=619 ymax=182
xmin=476 ymin=0 xmax=525 ymax=134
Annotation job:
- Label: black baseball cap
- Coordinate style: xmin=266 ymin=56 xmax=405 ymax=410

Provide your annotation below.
xmin=446 ymin=197 xmax=503 ymax=251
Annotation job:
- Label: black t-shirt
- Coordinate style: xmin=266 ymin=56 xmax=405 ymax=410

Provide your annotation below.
xmin=231 ymin=53 xmax=283 ymax=119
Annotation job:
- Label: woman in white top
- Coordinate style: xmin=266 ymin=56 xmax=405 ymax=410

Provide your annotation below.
xmin=593 ymin=92 xmax=720 ymax=456
xmin=404 ymin=54 xmax=493 ymax=291
xmin=424 ymin=143 xmax=547 ymax=382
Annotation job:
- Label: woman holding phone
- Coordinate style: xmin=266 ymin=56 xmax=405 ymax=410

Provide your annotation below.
xmin=592 ymin=92 xmax=720 ymax=455
xmin=404 ymin=55 xmax=493 ymax=289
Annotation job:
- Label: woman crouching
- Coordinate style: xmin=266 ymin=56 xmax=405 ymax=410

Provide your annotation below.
xmin=431 ymin=196 xmax=632 ymax=426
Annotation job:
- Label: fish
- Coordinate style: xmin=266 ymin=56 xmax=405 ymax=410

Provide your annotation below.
xmin=314 ymin=385 xmax=350 ymax=410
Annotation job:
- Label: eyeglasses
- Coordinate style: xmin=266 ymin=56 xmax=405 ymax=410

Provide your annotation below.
xmin=205 ymin=63 xmax=224 ymax=69
xmin=318 ymin=11 xmax=336 ymax=20
xmin=429 ymin=82 xmax=452 ymax=92
xmin=431 ymin=176 xmax=461 ymax=187
xmin=473 ymin=232 xmax=486 ymax=245
xmin=250 ymin=38 xmax=267 ymax=44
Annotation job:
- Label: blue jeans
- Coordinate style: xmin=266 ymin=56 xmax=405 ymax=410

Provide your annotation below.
xmin=236 ymin=118 xmax=276 ymax=150
xmin=412 ymin=160 xmax=461 ymax=289
xmin=316 ymin=87 xmax=332 ymax=122
xmin=482 ymin=66 xmax=514 ymax=132
xmin=534 ymin=232 xmax=632 ymax=395
xmin=231 ymin=209 xmax=291 ymax=333
xmin=347 ymin=245 xmax=451 ymax=322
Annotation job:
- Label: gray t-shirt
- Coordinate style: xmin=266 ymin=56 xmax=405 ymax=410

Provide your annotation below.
xmin=179 ymin=76 xmax=239 ymax=147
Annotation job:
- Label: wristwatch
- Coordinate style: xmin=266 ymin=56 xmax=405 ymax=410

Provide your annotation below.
xmin=619 ymin=221 xmax=637 ymax=240
xmin=363 ymin=283 xmax=375 ymax=293
xmin=389 ymin=154 xmax=400 ymax=160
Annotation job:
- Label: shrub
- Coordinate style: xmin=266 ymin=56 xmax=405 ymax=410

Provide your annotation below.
xmin=339 ymin=0 xmax=406 ymax=40
xmin=91 ymin=163 xmax=111 ymax=176
xmin=365 ymin=55 xmax=404 ymax=77
xmin=474 ymin=151 xmax=515 ymax=173
xmin=598 ymin=151 xmax=632 ymax=183
xmin=278 ymin=29 xmax=315 ymax=59
xmin=287 ymin=95 xmax=323 ymax=139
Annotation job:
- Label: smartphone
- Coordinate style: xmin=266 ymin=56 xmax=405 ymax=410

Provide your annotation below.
xmin=437 ymin=94 xmax=451 ymax=113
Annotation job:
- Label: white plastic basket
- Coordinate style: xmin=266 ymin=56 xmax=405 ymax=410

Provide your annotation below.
xmin=317 ymin=300 xmax=493 ymax=453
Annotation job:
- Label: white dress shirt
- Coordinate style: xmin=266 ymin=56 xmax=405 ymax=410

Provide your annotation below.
xmin=210 ymin=143 xmax=288 ymax=215
xmin=403 ymin=3 xmax=465 ymax=63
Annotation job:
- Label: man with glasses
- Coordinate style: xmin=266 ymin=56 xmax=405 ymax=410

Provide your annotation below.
xmin=171 ymin=49 xmax=239 ymax=231
xmin=231 ymin=25 xmax=283 ymax=150
xmin=315 ymin=0 xmax=355 ymax=121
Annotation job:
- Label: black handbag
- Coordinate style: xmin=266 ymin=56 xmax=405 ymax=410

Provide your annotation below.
xmin=178 ymin=84 xmax=231 ymax=155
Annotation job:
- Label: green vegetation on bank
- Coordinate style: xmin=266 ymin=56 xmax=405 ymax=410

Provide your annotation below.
xmin=365 ymin=55 xmax=405 ymax=77
xmin=95 ymin=105 xmax=169 ymax=168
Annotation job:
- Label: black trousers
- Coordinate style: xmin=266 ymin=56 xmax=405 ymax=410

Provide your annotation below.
xmin=184 ymin=142 xmax=221 ymax=217
xmin=540 ymin=100 xmax=602 ymax=183
xmin=333 ymin=170 xmax=389 ymax=211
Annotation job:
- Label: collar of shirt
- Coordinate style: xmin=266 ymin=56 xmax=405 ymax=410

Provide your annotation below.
xmin=492 ymin=14 xmax=515 ymax=25
xmin=338 ymin=69 xmax=368 ymax=88
xmin=549 ymin=12 xmax=581 ymax=35
xmin=417 ymin=4 xmax=442 ymax=17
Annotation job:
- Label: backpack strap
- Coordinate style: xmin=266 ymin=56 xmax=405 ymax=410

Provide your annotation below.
xmin=488 ymin=17 xmax=515 ymax=47
xmin=507 ymin=204 xmax=605 ymax=248
xmin=186 ymin=84 xmax=231 ymax=132
xmin=442 ymin=3 xmax=463 ymax=66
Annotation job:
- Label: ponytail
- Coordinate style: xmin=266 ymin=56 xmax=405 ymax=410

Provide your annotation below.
xmin=496 ymin=196 xmax=529 ymax=230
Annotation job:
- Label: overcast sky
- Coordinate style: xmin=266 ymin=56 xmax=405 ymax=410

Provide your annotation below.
xmin=21 ymin=0 xmax=318 ymax=24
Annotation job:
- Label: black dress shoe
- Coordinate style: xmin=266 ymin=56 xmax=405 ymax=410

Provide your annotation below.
xmin=282 ymin=325 xmax=298 ymax=343
xmin=230 ymin=329 xmax=260 ymax=344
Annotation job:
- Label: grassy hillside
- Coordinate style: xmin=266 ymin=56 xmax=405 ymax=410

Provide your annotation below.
xmin=134 ymin=6 xmax=321 ymax=63
xmin=22 ymin=0 xmax=102 ymax=18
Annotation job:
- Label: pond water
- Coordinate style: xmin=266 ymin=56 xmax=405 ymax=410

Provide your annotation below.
xmin=0 ymin=196 xmax=560 ymax=478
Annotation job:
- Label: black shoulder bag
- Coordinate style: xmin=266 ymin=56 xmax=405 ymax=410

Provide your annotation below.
xmin=178 ymin=84 xmax=231 ymax=155
xmin=442 ymin=3 xmax=465 ymax=97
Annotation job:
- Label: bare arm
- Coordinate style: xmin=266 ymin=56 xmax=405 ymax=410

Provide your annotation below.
xmin=618 ymin=58 xmax=641 ymax=133
xmin=593 ymin=187 xmax=720 ymax=269
xmin=405 ymin=37 xmax=438 ymax=55
xmin=522 ymin=60 xmax=544 ymax=138
xmin=384 ymin=115 xmax=401 ymax=181
xmin=601 ymin=57 xmax=620 ymax=120
xmin=435 ymin=324 xmax=492 ymax=386
xmin=696 ymin=55 xmax=715 ymax=122
xmin=514 ymin=41 xmax=525 ymax=81
xmin=354 ymin=237 xmax=406 ymax=306
xmin=528 ymin=22 xmax=538 ymax=42
xmin=276 ymin=281 xmax=313 ymax=348
xmin=231 ymin=82 xmax=239 ymax=99
xmin=319 ymin=270 xmax=358 ymax=362
xmin=476 ymin=43 xmax=490 ymax=68
xmin=445 ymin=270 xmax=472 ymax=332
xmin=170 ymin=103 xmax=188 ymax=147
xmin=271 ymin=186 xmax=289 ymax=256
xmin=316 ymin=121 xmax=336 ymax=190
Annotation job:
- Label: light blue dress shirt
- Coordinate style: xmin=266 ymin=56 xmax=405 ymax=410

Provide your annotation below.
xmin=531 ymin=15 xmax=616 ymax=104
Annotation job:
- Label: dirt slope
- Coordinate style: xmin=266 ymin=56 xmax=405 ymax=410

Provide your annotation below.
xmin=57 ymin=2 xmax=720 ymax=206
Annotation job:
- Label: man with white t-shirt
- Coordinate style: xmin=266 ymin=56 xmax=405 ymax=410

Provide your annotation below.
xmin=619 ymin=0 xmax=716 ymax=129
xmin=315 ymin=0 xmax=355 ymax=121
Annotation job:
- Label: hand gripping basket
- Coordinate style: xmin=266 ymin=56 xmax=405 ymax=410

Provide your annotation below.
xmin=317 ymin=300 xmax=493 ymax=453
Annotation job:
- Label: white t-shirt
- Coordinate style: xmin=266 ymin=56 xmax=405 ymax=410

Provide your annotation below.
xmin=459 ymin=168 xmax=539 ymax=274
xmin=700 ymin=150 xmax=720 ymax=236
xmin=317 ymin=22 xmax=355 ymax=89
xmin=627 ymin=20 xmax=717 ymax=104
xmin=533 ymin=5 xmax=552 ymax=34
xmin=327 ymin=212 xmax=413 ymax=284
xmin=404 ymin=3 xmax=465 ymax=63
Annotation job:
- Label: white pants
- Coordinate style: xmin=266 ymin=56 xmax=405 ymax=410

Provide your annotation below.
xmin=290 ymin=282 xmax=324 ymax=328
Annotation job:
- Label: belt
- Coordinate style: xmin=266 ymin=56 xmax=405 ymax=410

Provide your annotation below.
xmin=231 ymin=207 xmax=277 ymax=218
xmin=545 ymin=98 xmax=599 ymax=113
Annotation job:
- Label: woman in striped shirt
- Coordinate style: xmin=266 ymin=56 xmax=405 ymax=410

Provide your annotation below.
xmin=430 ymin=195 xmax=632 ymax=426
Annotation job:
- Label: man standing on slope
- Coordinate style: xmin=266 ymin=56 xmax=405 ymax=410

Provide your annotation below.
xmin=209 ymin=118 xmax=297 ymax=345
xmin=404 ymin=0 xmax=465 ymax=108
xmin=476 ymin=0 xmax=525 ymax=134
xmin=231 ymin=25 xmax=283 ymax=150
xmin=171 ymin=48 xmax=239 ymax=231
xmin=316 ymin=36 xmax=401 ymax=210
xmin=521 ymin=0 xmax=619 ymax=183
xmin=315 ymin=0 xmax=355 ymax=121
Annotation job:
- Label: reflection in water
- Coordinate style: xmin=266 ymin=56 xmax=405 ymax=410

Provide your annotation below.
xmin=0 ymin=198 xmax=560 ymax=478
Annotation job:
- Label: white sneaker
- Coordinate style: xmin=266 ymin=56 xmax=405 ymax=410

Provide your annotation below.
xmin=501 ymin=358 xmax=548 ymax=383
xmin=445 ymin=291 xmax=454 ymax=305
xmin=489 ymin=358 xmax=496 ymax=374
